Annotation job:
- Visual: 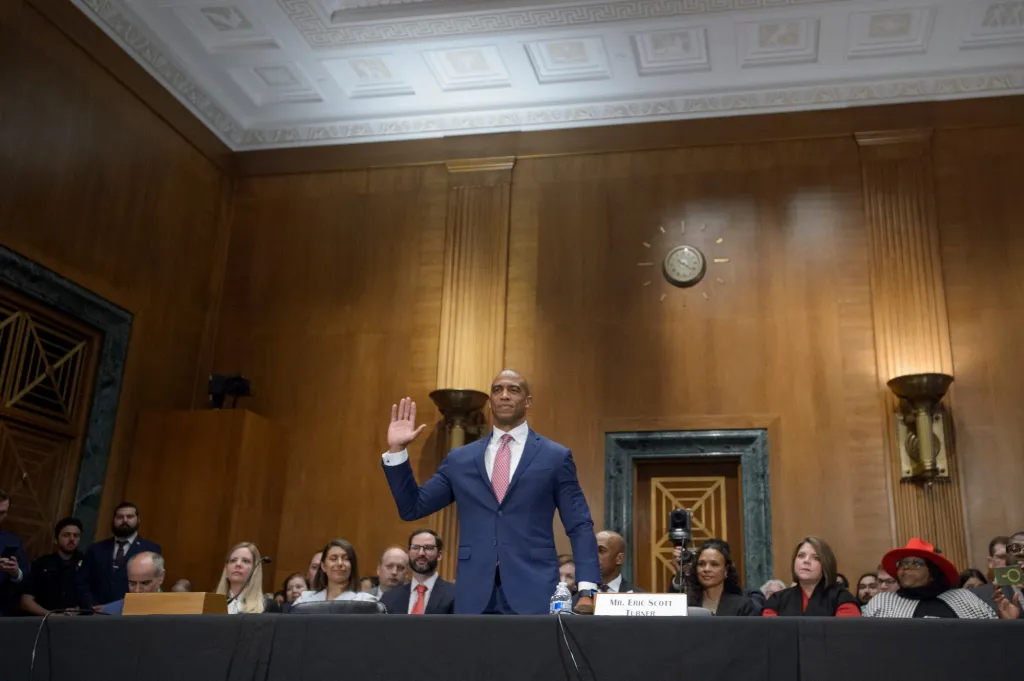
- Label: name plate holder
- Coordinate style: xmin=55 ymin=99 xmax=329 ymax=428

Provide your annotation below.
xmin=594 ymin=593 xmax=687 ymax=617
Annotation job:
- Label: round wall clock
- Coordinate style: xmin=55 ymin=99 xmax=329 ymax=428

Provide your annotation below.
xmin=662 ymin=244 xmax=706 ymax=288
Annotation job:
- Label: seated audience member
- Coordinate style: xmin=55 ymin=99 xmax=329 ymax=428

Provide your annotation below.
xmin=215 ymin=542 xmax=275 ymax=614
xmin=836 ymin=573 xmax=850 ymax=591
xmin=958 ymin=568 xmax=988 ymax=589
xmin=20 ymin=517 xmax=90 ymax=615
xmin=876 ymin=565 xmax=898 ymax=593
xmin=368 ymin=546 xmax=408 ymax=598
xmin=84 ymin=502 xmax=161 ymax=607
xmin=596 ymin=530 xmax=643 ymax=593
xmin=558 ymin=554 xmax=576 ymax=593
xmin=862 ymin=538 xmax=1002 ymax=619
xmin=171 ymin=579 xmax=192 ymax=593
xmin=360 ymin=576 xmax=379 ymax=593
xmin=988 ymin=535 xmax=1010 ymax=572
xmin=685 ymin=540 xmax=756 ymax=616
xmin=101 ymin=552 xmax=164 ymax=615
xmin=855 ymin=573 xmax=879 ymax=607
xmin=763 ymin=537 xmax=860 ymax=617
xmin=0 ymin=489 xmax=29 ymax=616
xmin=972 ymin=531 xmax=1024 ymax=619
xmin=306 ymin=552 xmax=321 ymax=587
xmin=282 ymin=573 xmax=308 ymax=609
xmin=381 ymin=529 xmax=455 ymax=615
xmin=761 ymin=579 xmax=786 ymax=598
xmin=293 ymin=539 xmax=378 ymax=605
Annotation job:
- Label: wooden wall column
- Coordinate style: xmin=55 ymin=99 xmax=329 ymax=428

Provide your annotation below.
xmin=857 ymin=130 xmax=968 ymax=567
xmin=431 ymin=157 xmax=514 ymax=580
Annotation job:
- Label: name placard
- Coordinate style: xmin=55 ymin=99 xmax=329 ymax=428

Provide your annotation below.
xmin=594 ymin=593 xmax=687 ymax=617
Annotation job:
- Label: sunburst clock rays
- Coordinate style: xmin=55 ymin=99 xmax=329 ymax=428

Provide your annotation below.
xmin=637 ymin=220 xmax=730 ymax=302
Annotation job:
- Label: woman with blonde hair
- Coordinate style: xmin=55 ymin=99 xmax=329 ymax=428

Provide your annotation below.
xmin=215 ymin=542 xmax=276 ymax=614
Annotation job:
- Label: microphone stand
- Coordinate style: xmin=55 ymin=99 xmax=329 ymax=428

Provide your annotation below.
xmin=226 ymin=556 xmax=271 ymax=607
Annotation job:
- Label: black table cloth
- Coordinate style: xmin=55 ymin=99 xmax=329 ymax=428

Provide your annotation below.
xmin=4 ymin=614 xmax=1020 ymax=681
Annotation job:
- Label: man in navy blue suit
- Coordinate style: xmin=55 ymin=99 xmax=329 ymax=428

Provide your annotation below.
xmin=83 ymin=502 xmax=161 ymax=607
xmin=382 ymin=370 xmax=601 ymax=614
xmin=380 ymin=529 xmax=456 ymax=615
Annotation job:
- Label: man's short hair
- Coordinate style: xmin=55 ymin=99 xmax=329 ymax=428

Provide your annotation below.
xmin=557 ymin=553 xmax=574 ymax=567
xmin=378 ymin=545 xmax=407 ymax=563
xmin=407 ymin=529 xmax=443 ymax=553
xmin=129 ymin=552 xmax=165 ymax=576
xmin=114 ymin=501 xmax=138 ymax=515
xmin=989 ymin=536 xmax=1011 ymax=556
xmin=54 ymin=517 xmax=83 ymax=539
xmin=0 ymin=489 xmax=9 ymax=503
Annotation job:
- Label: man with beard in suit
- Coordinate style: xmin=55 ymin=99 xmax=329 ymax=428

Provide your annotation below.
xmin=381 ymin=529 xmax=455 ymax=615
xmin=83 ymin=502 xmax=161 ymax=607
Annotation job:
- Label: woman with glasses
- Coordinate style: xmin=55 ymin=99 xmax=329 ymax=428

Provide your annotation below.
xmin=762 ymin=536 xmax=860 ymax=616
xmin=380 ymin=529 xmax=456 ymax=614
xmin=862 ymin=538 xmax=1002 ymax=619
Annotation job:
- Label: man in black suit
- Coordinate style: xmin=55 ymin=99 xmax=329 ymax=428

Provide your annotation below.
xmin=83 ymin=502 xmax=161 ymax=607
xmin=380 ymin=529 xmax=455 ymax=615
xmin=596 ymin=530 xmax=644 ymax=594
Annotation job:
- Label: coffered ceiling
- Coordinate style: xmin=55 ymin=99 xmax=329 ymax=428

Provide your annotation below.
xmin=74 ymin=0 xmax=1024 ymax=149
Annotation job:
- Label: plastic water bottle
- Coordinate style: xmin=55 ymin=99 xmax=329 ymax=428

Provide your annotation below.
xmin=549 ymin=581 xmax=573 ymax=614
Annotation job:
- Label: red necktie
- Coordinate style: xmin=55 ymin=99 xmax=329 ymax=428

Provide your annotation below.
xmin=411 ymin=584 xmax=427 ymax=615
xmin=492 ymin=434 xmax=512 ymax=503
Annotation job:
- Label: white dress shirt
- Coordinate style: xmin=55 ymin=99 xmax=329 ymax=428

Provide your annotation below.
xmin=292 ymin=589 xmax=378 ymax=605
xmin=113 ymin=534 xmax=137 ymax=561
xmin=603 ymin=574 xmax=623 ymax=593
xmin=406 ymin=572 xmax=439 ymax=613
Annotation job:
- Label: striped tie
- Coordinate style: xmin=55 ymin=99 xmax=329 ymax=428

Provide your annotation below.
xmin=491 ymin=434 xmax=513 ymax=503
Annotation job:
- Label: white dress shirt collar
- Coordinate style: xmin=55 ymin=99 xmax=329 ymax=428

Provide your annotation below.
xmin=491 ymin=420 xmax=530 ymax=445
xmin=113 ymin=534 xmax=137 ymax=557
xmin=605 ymin=573 xmax=623 ymax=593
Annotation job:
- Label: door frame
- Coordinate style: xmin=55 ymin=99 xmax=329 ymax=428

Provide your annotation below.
xmin=604 ymin=419 xmax=774 ymax=589
xmin=1 ymin=245 xmax=132 ymax=543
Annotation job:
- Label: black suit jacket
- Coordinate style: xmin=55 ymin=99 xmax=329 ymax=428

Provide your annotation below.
xmin=380 ymin=577 xmax=456 ymax=615
xmin=612 ymin=578 xmax=645 ymax=594
xmin=83 ymin=537 xmax=162 ymax=606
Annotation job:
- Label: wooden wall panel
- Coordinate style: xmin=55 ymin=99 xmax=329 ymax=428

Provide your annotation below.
xmin=935 ymin=126 xmax=1024 ymax=570
xmin=0 ymin=3 xmax=230 ymax=536
xmin=214 ymin=167 xmax=448 ymax=586
xmin=505 ymin=139 xmax=892 ymax=579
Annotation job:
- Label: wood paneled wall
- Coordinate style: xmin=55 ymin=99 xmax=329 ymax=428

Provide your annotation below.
xmin=0 ymin=2 xmax=230 ymax=535
xmin=214 ymin=168 xmax=449 ymax=585
xmin=934 ymin=126 xmax=1024 ymax=569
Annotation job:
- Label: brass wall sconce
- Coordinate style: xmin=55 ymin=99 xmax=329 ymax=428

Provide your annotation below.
xmin=886 ymin=373 xmax=954 ymax=484
xmin=429 ymin=389 xmax=489 ymax=450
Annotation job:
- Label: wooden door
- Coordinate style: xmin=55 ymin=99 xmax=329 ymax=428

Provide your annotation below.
xmin=634 ymin=458 xmax=744 ymax=592
xmin=0 ymin=288 xmax=100 ymax=558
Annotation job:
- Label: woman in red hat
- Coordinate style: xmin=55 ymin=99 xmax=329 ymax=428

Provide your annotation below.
xmin=861 ymin=538 xmax=999 ymax=619
xmin=762 ymin=536 xmax=860 ymax=617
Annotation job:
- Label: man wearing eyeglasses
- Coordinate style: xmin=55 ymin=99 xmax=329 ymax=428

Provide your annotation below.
xmin=380 ymin=529 xmax=455 ymax=615
xmin=875 ymin=565 xmax=899 ymax=593
xmin=971 ymin=531 xmax=1024 ymax=619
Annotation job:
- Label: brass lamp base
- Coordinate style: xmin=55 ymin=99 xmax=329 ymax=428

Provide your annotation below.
xmin=886 ymin=373 xmax=953 ymax=484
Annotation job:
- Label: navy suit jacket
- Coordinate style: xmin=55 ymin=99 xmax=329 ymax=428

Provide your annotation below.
xmin=380 ymin=577 xmax=456 ymax=615
xmin=83 ymin=537 xmax=161 ymax=606
xmin=383 ymin=429 xmax=600 ymax=614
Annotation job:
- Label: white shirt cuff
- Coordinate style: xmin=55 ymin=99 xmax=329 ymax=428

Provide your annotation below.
xmin=382 ymin=449 xmax=409 ymax=466
xmin=577 ymin=581 xmax=598 ymax=592
xmin=13 ymin=568 xmax=23 ymax=584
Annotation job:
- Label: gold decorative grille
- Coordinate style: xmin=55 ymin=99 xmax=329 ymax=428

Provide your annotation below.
xmin=650 ymin=476 xmax=728 ymax=591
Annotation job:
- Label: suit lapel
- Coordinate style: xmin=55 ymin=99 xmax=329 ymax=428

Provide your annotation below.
xmin=473 ymin=435 xmax=493 ymax=497
xmin=503 ymin=430 xmax=540 ymax=503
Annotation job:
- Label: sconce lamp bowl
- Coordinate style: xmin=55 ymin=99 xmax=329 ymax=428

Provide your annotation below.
xmin=429 ymin=389 xmax=489 ymax=421
xmin=886 ymin=373 xmax=954 ymax=406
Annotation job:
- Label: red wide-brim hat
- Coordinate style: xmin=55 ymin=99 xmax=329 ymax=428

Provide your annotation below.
xmin=882 ymin=538 xmax=959 ymax=586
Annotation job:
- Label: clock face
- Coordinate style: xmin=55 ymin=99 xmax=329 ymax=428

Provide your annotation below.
xmin=662 ymin=245 xmax=706 ymax=288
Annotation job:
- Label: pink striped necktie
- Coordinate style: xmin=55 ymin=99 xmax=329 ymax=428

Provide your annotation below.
xmin=491 ymin=434 xmax=513 ymax=503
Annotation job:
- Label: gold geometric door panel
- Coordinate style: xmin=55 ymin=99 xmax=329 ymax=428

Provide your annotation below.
xmin=0 ymin=287 xmax=99 ymax=559
xmin=650 ymin=476 xmax=728 ymax=592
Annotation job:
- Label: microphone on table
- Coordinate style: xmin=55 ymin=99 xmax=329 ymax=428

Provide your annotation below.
xmin=226 ymin=556 xmax=272 ymax=607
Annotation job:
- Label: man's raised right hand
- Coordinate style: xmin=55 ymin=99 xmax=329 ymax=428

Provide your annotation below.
xmin=387 ymin=397 xmax=427 ymax=453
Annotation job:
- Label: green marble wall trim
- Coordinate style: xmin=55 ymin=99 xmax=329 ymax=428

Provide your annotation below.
xmin=0 ymin=245 xmax=132 ymax=543
xmin=605 ymin=429 xmax=773 ymax=590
